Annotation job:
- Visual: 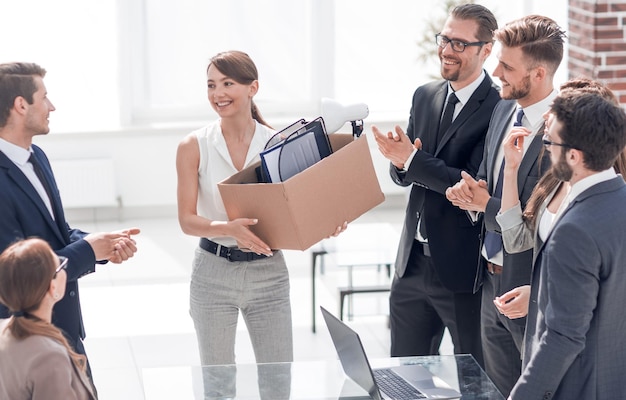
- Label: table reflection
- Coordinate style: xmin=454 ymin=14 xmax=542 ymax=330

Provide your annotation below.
xmin=141 ymin=355 xmax=503 ymax=400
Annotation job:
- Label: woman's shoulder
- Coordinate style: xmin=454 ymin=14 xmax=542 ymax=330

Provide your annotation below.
xmin=179 ymin=121 xmax=220 ymax=153
xmin=19 ymin=333 xmax=68 ymax=355
xmin=0 ymin=331 xmax=70 ymax=371
xmin=191 ymin=120 xmax=221 ymax=140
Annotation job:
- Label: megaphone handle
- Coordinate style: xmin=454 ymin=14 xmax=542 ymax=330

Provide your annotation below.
xmin=351 ymin=120 xmax=364 ymax=138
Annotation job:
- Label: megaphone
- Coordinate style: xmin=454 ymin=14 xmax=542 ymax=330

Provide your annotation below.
xmin=321 ymin=98 xmax=369 ymax=137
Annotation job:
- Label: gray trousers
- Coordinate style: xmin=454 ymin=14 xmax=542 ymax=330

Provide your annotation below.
xmin=190 ymin=247 xmax=293 ymax=399
xmin=190 ymin=247 xmax=293 ymax=365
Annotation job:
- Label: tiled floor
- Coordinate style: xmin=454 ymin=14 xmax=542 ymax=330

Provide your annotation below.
xmin=75 ymin=203 xmax=453 ymax=399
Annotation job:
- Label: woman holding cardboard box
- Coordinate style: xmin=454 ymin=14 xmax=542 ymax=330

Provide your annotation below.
xmin=176 ymin=50 xmax=294 ymax=398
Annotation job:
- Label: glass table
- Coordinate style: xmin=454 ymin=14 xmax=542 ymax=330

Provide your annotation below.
xmin=141 ymin=355 xmax=504 ymax=400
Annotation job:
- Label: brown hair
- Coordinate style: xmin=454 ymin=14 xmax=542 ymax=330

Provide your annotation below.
xmin=450 ymin=3 xmax=498 ymax=43
xmin=0 ymin=62 xmax=47 ymax=128
xmin=494 ymin=15 xmax=566 ymax=76
xmin=0 ymin=238 xmax=87 ymax=373
xmin=207 ymin=50 xmax=271 ymax=128
xmin=523 ymin=79 xmax=626 ymax=225
xmin=553 ymin=92 xmax=626 ymax=170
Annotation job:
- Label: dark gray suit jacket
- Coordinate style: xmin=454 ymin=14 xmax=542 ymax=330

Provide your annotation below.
xmin=512 ymin=176 xmax=626 ymax=400
xmin=473 ymin=100 xmax=549 ymax=303
xmin=393 ymin=73 xmax=501 ymax=293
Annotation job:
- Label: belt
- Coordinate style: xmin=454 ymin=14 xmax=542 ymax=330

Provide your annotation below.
xmin=199 ymin=238 xmax=269 ymax=262
xmin=486 ymin=262 xmax=503 ymax=275
xmin=415 ymin=240 xmax=431 ymax=257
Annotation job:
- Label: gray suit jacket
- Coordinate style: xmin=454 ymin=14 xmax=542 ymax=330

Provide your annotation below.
xmin=473 ymin=100 xmax=549 ymax=302
xmin=511 ymin=176 xmax=626 ymax=400
xmin=497 ymin=183 xmax=560 ymax=261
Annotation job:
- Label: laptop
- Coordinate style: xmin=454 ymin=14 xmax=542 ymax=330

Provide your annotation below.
xmin=320 ymin=306 xmax=461 ymax=400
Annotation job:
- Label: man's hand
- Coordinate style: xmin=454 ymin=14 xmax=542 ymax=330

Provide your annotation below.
xmin=493 ymin=285 xmax=530 ymax=319
xmin=446 ymin=171 xmax=490 ymax=212
xmin=372 ymin=125 xmax=416 ymax=169
xmin=84 ymin=227 xmax=140 ymax=263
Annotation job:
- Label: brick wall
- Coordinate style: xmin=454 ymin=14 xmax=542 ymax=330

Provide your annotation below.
xmin=569 ymin=0 xmax=626 ymax=103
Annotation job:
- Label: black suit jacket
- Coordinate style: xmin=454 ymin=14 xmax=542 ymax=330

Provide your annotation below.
xmin=0 ymin=145 xmax=97 ymax=343
xmin=473 ymin=100 xmax=550 ymax=300
xmin=392 ymin=73 xmax=501 ymax=293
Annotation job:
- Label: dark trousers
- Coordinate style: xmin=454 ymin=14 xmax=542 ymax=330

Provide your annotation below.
xmin=389 ymin=241 xmax=484 ymax=367
xmin=481 ymin=270 xmax=525 ymax=397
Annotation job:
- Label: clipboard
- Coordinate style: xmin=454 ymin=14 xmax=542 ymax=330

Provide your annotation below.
xmin=260 ymin=117 xmax=333 ymax=183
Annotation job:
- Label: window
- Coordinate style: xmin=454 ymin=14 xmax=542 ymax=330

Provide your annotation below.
xmin=2 ymin=0 xmax=567 ymax=133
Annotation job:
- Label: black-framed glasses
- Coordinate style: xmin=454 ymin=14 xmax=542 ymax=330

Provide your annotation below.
xmin=54 ymin=256 xmax=68 ymax=278
xmin=435 ymin=34 xmax=487 ymax=53
xmin=542 ymin=136 xmax=578 ymax=150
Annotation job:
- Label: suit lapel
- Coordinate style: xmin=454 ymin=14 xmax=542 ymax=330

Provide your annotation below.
xmin=559 ymin=176 xmax=625 ymax=221
xmin=488 ymin=103 xmax=516 ymax=191
xmin=539 ymin=176 xmax=625 ymax=252
xmin=1 ymin=151 xmax=66 ymax=243
xmin=435 ymin=74 xmax=496 ymax=156
xmin=516 ymin=128 xmax=546 ymax=193
xmin=436 ymin=94 xmax=477 ymax=154
xmin=32 ymin=151 xmax=68 ymax=238
xmin=531 ymin=184 xmax=559 ymax=265
xmin=425 ymin=84 xmax=447 ymax=153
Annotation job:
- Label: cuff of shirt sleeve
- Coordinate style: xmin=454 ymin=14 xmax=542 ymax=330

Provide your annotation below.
xmin=402 ymin=148 xmax=418 ymax=171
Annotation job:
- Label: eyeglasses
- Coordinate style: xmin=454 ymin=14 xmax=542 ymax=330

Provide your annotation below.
xmin=435 ymin=34 xmax=487 ymax=53
xmin=54 ymin=256 xmax=68 ymax=278
xmin=542 ymin=136 xmax=578 ymax=150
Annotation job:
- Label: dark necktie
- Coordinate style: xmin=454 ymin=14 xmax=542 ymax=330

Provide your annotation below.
xmin=29 ymin=153 xmax=56 ymax=218
xmin=484 ymin=107 xmax=525 ymax=259
xmin=417 ymin=93 xmax=460 ymax=241
xmin=437 ymin=92 xmax=459 ymax=143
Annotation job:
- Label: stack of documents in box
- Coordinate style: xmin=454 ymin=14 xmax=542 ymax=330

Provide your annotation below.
xmin=260 ymin=117 xmax=333 ymax=183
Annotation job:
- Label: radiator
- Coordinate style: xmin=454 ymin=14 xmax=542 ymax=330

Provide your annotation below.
xmin=51 ymin=158 xmax=120 ymax=209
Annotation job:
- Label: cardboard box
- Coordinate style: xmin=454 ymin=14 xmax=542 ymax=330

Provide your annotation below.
xmin=218 ymin=134 xmax=385 ymax=250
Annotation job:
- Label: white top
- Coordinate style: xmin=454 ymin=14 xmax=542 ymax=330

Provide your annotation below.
xmin=193 ymin=120 xmax=274 ymax=247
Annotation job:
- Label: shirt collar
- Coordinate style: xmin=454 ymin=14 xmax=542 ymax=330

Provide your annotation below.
xmin=568 ymin=168 xmax=618 ymax=202
xmin=447 ymin=70 xmax=486 ymax=105
xmin=0 ymin=138 xmax=31 ymax=166
xmin=517 ymin=89 xmax=558 ymax=132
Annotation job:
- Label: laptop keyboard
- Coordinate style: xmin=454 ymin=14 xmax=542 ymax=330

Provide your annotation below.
xmin=373 ymin=368 xmax=427 ymax=399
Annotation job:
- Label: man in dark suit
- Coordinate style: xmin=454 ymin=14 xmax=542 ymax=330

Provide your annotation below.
xmin=0 ymin=62 xmax=140 ymax=377
xmin=372 ymin=4 xmax=500 ymax=365
xmin=510 ymin=92 xmax=626 ymax=400
xmin=446 ymin=16 xmax=566 ymax=397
